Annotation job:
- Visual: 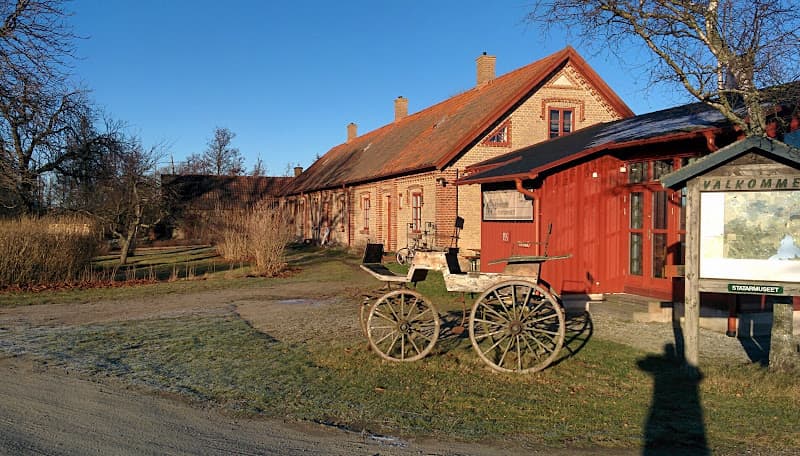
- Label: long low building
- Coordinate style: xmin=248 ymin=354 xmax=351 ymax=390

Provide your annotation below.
xmin=280 ymin=47 xmax=632 ymax=254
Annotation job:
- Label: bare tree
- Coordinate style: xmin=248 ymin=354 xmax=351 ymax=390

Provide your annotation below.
xmin=0 ymin=78 xmax=87 ymax=213
xmin=201 ymin=127 xmax=244 ymax=175
xmin=251 ymin=154 xmax=266 ymax=176
xmin=0 ymin=0 xmax=77 ymax=91
xmin=527 ymin=0 xmax=800 ymax=134
xmin=101 ymin=137 xmax=163 ymax=264
xmin=528 ymin=0 xmax=800 ymax=371
xmin=0 ymin=0 xmax=87 ymax=214
xmin=59 ymin=120 xmax=164 ymax=264
xmin=174 ymin=152 xmax=207 ymax=175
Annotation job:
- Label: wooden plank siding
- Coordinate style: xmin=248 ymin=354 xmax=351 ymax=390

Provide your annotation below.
xmin=480 ymin=155 xmax=638 ymax=296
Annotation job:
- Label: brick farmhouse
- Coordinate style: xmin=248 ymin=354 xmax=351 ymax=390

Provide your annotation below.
xmin=280 ymin=47 xmax=633 ymax=256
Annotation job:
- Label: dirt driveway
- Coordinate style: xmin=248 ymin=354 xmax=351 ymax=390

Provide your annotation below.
xmin=0 ymin=259 xmax=753 ymax=455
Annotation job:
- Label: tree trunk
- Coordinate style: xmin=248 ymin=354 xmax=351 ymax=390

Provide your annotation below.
xmin=119 ymin=236 xmax=131 ymax=265
xmin=769 ymin=297 xmax=798 ymax=372
xmin=118 ymin=225 xmax=138 ymax=265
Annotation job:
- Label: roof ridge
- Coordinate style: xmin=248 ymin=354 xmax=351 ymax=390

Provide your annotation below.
xmin=285 ymin=47 xmax=631 ymax=195
xmin=329 ymin=48 xmax=574 ymax=149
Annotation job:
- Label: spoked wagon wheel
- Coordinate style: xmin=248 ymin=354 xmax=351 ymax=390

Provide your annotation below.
xmin=367 ymin=289 xmax=440 ymax=362
xmin=469 ymin=280 xmax=565 ymax=374
xmin=360 ymin=297 xmax=371 ymax=337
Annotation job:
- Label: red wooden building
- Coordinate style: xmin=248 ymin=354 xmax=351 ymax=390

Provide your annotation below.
xmin=457 ymin=101 xmax=744 ymax=302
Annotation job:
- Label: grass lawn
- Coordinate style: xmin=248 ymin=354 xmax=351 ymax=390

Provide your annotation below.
xmin=4 ymin=244 xmax=799 ymax=454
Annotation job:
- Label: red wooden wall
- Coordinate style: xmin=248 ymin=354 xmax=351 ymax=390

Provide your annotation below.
xmin=481 ymin=155 xmax=628 ymax=296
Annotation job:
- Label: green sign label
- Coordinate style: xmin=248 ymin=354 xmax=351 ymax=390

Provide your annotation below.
xmin=727 ymin=284 xmax=784 ymax=294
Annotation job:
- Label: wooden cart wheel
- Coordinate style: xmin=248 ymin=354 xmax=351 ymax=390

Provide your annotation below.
xmin=367 ymin=289 xmax=440 ymax=362
xmin=469 ymin=280 xmax=565 ymax=374
xmin=360 ymin=296 xmax=371 ymax=337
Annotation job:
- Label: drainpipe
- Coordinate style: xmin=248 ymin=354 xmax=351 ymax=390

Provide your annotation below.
xmin=514 ymin=177 xmax=537 ymax=200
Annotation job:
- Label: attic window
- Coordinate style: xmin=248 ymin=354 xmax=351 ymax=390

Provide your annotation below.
xmin=482 ymin=121 xmax=511 ymax=147
xmin=549 ymin=108 xmax=573 ymax=138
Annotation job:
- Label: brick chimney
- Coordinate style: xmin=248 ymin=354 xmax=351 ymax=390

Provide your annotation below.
xmin=347 ymin=122 xmax=357 ymax=143
xmin=293 ymin=166 xmax=303 ymax=177
xmin=394 ymin=96 xmax=408 ymax=122
xmin=476 ymin=52 xmax=496 ymax=85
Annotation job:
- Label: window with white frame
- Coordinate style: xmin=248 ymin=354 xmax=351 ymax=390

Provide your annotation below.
xmin=411 ymin=191 xmax=423 ymax=231
xmin=548 ymin=108 xmax=573 ymax=138
xmin=361 ymin=194 xmax=370 ymax=231
xmin=482 ymin=121 xmax=511 ymax=147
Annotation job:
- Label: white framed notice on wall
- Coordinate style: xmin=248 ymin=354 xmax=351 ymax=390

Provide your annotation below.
xmin=482 ymin=189 xmax=533 ymax=221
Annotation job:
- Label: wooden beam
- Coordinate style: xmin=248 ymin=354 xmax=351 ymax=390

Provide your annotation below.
xmin=684 ymin=179 xmax=701 ymax=368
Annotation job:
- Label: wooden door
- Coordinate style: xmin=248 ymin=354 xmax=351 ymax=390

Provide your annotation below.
xmin=625 ymin=160 xmax=685 ymax=299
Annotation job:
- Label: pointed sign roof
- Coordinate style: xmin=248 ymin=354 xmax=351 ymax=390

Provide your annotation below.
xmin=660 ymin=136 xmax=800 ymax=189
xmin=282 ymin=47 xmax=632 ymax=195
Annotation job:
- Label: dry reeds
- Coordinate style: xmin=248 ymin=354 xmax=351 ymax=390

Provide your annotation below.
xmin=215 ymin=200 xmax=292 ymax=277
xmin=0 ymin=215 xmax=102 ymax=288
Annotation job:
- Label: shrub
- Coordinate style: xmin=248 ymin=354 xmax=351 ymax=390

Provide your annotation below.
xmin=0 ymin=216 xmax=102 ymax=288
xmin=215 ymin=200 xmax=292 ymax=277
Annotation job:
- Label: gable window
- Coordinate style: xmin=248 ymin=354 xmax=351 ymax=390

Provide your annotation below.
xmin=361 ymin=195 xmax=370 ymax=231
xmin=482 ymin=121 xmax=511 ymax=147
xmin=549 ymin=108 xmax=573 ymax=138
xmin=411 ymin=192 xmax=423 ymax=232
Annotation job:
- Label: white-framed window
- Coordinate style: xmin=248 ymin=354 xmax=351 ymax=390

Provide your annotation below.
xmin=411 ymin=191 xmax=423 ymax=231
xmin=361 ymin=194 xmax=370 ymax=231
xmin=549 ymin=108 xmax=573 ymax=138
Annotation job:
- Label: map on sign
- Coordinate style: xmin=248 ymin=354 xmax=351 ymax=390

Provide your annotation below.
xmin=700 ymin=191 xmax=800 ymax=283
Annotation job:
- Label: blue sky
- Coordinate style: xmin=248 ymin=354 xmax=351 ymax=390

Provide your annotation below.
xmin=69 ymin=0 xmax=686 ymax=175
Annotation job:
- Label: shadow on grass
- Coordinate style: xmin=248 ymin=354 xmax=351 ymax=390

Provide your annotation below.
xmin=550 ymin=309 xmax=594 ymax=368
xmin=738 ymin=312 xmax=772 ymax=366
xmin=638 ymin=321 xmax=709 ymax=455
xmin=428 ymin=306 xmax=595 ymax=371
xmin=286 ymin=244 xmax=353 ymax=268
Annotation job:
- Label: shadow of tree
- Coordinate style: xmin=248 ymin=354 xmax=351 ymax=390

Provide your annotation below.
xmin=637 ymin=337 xmax=709 ymax=455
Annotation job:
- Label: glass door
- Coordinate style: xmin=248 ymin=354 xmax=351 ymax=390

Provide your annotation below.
xmin=626 ymin=160 xmax=685 ymax=298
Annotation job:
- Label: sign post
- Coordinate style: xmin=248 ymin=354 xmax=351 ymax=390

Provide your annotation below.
xmin=661 ymin=137 xmax=800 ymax=368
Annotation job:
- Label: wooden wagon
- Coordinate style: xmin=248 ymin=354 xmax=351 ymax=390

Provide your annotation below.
xmin=360 ymin=245 xmax=570 ymax=374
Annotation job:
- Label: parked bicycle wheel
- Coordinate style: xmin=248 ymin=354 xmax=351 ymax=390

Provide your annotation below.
xmin=396 ymin=247 xmax=410 ymax=264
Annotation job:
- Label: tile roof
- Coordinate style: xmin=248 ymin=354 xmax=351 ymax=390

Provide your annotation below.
xmin=282 ymin=46 xmax=633 ymax=195
xmin=457 ymin=101 xmax=731 ymax=184
xmin=458 ymin=82 xmax=800 ymax=185
xmin=162 ymin=174 xmax=291 ymax=211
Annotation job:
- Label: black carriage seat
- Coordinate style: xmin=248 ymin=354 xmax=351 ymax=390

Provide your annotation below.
xmin=360 ymin=243 xmax=428 ymax=285
xmin=444 ymin=249 xmax=466 ymax=275
xmin=362 ymin=242 xmax=384 ymax=264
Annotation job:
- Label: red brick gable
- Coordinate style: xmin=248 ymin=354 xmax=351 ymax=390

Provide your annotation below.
xmin=283 ymin=47 xmax=632 ymax=195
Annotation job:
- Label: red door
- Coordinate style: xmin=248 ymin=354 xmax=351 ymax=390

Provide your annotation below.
xmin=624 ymin=160 xmax=685 ymax=300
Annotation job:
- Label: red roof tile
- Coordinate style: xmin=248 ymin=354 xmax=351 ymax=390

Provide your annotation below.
xmin=283 ymin=47 xmax=632 ymax=195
